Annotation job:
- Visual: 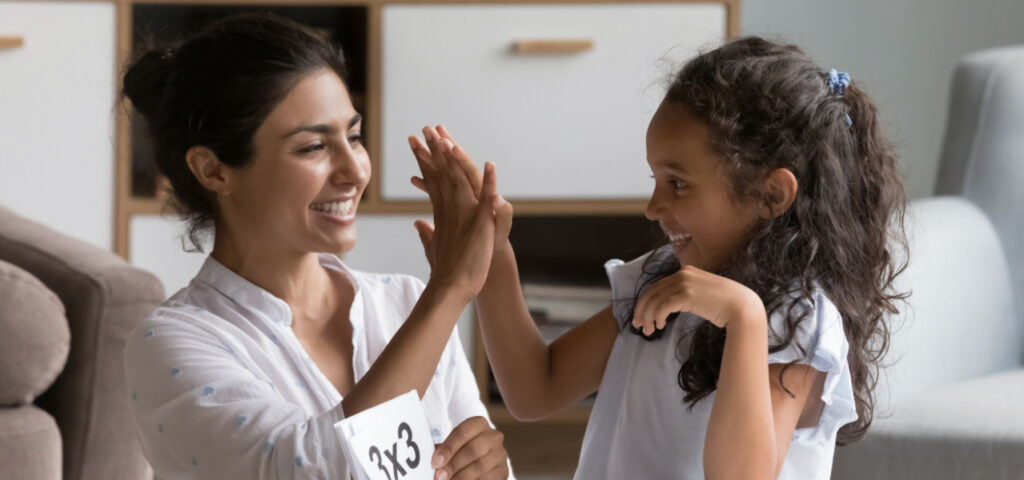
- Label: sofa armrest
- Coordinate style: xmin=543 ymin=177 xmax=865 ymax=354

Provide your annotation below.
xmin=0 ymin=205 xmax=164 ymax=480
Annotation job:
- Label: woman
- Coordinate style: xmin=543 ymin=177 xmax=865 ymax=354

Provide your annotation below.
xmin=122 ymin=13 xmax=511 ymax=480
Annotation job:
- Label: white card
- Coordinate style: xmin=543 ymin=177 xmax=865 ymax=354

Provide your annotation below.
xmin=339 ymin=390 xmax=436 ymax=480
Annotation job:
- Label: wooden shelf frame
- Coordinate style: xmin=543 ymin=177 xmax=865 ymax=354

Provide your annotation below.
xmin=111 ymin=0 xmax=741 ymax=258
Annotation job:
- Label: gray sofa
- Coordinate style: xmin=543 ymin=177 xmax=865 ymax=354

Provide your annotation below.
xmin=832 ymin=46 xmax=1024 ymax=478
xmin=0 ymin=205 xmax=164 ymax=480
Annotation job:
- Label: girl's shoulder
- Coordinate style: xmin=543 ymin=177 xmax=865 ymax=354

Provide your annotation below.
xmin=766 ymin=285 xmax=846 ymax=366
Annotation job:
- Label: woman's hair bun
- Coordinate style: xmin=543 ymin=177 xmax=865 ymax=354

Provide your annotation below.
xmin=122 ymin=46 xmax=177 ymax=119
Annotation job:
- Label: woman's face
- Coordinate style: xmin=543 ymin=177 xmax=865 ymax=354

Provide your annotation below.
xmin=224 ymin=70 xmax=370 ymax=255
xmin=644 ymin=100 xmax=760 ymax=272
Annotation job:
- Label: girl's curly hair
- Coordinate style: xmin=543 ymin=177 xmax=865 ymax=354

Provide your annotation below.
xmin=629 ymin=36 xmax=909 ymax=444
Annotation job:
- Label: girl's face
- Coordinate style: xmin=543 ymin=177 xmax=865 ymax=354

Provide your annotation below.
xmin=645 ymin=101 xmax=761 ymax=272
xmin=225 ymin=70 xmax=370 ymax=255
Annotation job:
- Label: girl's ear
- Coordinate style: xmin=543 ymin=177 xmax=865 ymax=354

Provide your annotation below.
xmin=760 ymin=168 xmax=798 ymax=219
xmin=185 ymin=146 xmax=232 ymax=196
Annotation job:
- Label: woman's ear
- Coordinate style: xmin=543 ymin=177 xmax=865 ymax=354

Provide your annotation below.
xmin=185 ymin=146 xmax=232 ymax=196
xmin=759 ymin=168 xmax=798 ymax=219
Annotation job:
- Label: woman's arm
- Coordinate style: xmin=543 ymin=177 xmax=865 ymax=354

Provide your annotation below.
xmin=342 ymin=128 xmax=502 ymax=416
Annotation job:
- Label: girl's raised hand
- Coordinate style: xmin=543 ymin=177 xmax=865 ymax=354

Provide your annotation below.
xmin=632 ymin=266 xmax=766 ymax=334
xmin=407 ymin=126 xmax=504 ymax=300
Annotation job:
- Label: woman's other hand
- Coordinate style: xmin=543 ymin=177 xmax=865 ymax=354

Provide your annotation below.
xmin=432 ymin=416 xmax=509 ymax=480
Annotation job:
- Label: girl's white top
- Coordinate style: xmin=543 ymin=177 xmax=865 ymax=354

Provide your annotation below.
xmin=124 ymin=253 xmax=500 ymax=479
xmin=575 ymin=246 xmax=858 ymax=479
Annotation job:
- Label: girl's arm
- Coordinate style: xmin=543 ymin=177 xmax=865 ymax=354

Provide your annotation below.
xmin=475 ymin=238 xmax=620 ymax=421
xmin=409 ymin=127 xmax=619 ymax=421
xmin=706 ymin=315 xmax=825 ymax=480
xmin=633 ymin=267 xmax=825 ymax=479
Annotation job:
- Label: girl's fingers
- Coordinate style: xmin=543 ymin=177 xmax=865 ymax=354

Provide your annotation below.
xmin=494 ymin=195 xmax=513 ymax=239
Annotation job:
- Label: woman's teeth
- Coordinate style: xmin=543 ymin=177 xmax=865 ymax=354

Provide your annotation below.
xmin=310 ymin=199 xmax=354 ymax=215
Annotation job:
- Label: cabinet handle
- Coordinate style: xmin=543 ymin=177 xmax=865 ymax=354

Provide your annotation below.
xmin=512 ymin=39 xmax=594 ymax=55
xmin=0 ymin=36 xmax=24 ymax=50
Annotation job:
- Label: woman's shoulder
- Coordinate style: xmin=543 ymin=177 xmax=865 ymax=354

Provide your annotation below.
xmin=126 ymin=291 xmax=238 ymax=360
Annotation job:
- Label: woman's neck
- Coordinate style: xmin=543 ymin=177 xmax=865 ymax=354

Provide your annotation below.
xmin=210 ymin=228 xmax=340 ymax=326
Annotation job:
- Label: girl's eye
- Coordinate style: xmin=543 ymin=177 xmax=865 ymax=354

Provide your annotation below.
xmin=299 ymin=143 xmax=326 ymax=154
xmin=670 ymin=179 xmax=689 ymax=190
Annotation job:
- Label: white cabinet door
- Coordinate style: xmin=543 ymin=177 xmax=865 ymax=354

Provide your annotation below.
xmin=381 ymin=3 xmax=726 ymax=201
xmin=0 ymin=1 xmax=115 ymax=250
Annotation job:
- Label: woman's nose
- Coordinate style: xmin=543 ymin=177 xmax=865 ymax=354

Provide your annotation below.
xmin=330 ymin=147 xmax=370 ymax=186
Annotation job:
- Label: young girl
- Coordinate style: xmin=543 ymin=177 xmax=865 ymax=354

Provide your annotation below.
xmin=409 ymin=37 xmax=907 ymax=479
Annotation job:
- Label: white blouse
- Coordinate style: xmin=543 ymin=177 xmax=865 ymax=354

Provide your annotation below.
xmin=575 ymin=246 xmax=858 ymax=479
xmin=124 ymin=253 xmax=500 ymax=479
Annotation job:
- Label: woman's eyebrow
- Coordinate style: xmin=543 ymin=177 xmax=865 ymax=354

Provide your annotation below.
xmin=280 ymin=114 xmax=362 ymax=139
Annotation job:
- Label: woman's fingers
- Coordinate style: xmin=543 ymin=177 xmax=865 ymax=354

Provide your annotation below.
xmin=408 ymin=135 xmax=435 ymax=176
xmin=410 ymin=176 xmax=428 ymax=193
xmin=449 ymin=441 xmax=507 ymax=480
xmin=437 ymin=125 xmax=484 ymax=196
xmin=413 ymin=220 xmax=436 ymax=268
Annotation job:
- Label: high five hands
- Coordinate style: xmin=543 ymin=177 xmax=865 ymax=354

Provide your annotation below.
xmin=407 ymin=126 xmax=512 ymax=480
xmin=407 ymin=126 xmax=514 ymax=293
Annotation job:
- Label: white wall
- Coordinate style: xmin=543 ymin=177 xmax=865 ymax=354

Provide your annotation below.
xmin=741 ymin=0 xmax=1024 ymax=199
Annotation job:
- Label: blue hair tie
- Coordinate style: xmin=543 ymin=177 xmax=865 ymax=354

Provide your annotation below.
xmin=827 ymin=69 xmax=853 ymax=126
xmin=827 ymin=68 xmax=851 ymax=95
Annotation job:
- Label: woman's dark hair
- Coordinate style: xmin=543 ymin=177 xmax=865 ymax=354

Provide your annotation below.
xmin=626 ymin=36 xmax=908 ymax=444
xmin=121 ymin=13 xmax=348 ymax=251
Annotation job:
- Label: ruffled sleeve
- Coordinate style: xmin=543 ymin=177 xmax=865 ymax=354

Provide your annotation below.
xmin=603 ymin=245 xmax=675 ymax=327
xmin=766 ymin=289 xmax=859 ymax=445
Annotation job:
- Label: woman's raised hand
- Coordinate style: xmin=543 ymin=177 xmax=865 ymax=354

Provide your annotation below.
xmin=407 ymin=126 xmax=506 ymax=301
xmin=409 ymin=127 xmax=514 ymax=257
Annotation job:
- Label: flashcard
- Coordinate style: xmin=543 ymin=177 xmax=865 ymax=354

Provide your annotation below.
xmin=338 ymin=390 xmax=435 ymax=480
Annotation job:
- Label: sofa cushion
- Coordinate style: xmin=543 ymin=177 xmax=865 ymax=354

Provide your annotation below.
xmin=833 ymin=369 xmax=1024 ymax=479
xmin=0 ymin=406 xmax=63 ymax=480
xmin=0 ymin=260 xmax=70 ymax=406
